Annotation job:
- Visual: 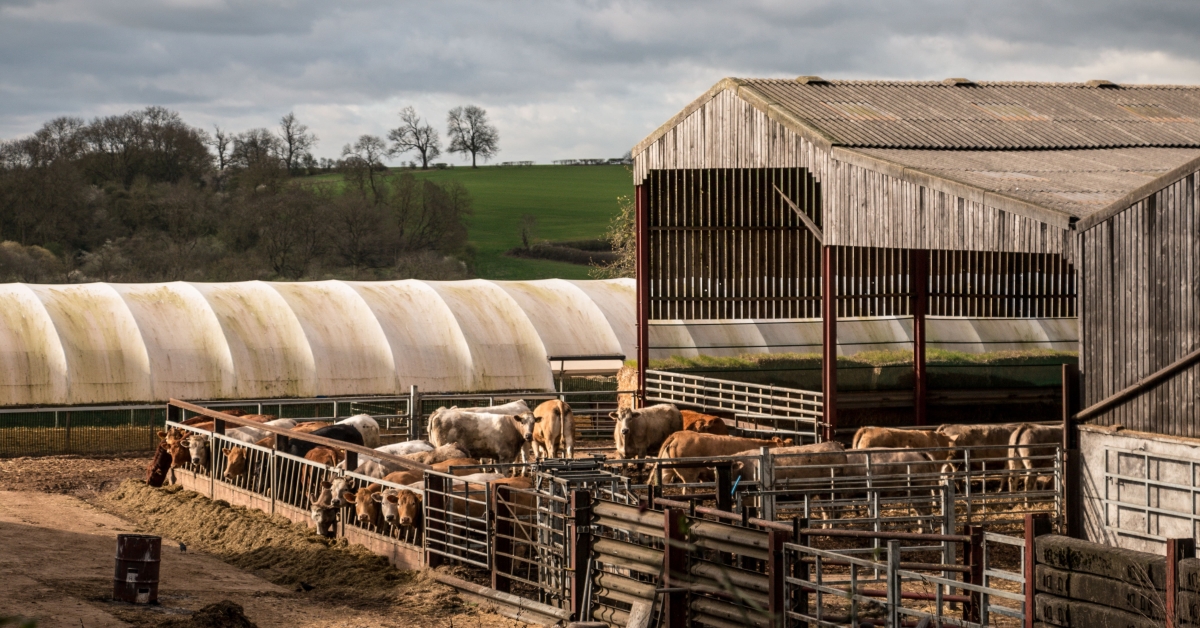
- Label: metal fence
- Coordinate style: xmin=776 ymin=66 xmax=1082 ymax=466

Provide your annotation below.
xmin=644 ymin=369 xmax=824 ymax=443
xmin=0 ymin=405 xmax=166 ymax=457
xmin=424 ymin=470 xmax=493 ymax=569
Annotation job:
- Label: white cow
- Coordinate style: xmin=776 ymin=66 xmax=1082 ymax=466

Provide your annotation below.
xmin=428 ymin=409 xmax=536 ymax=465
xmin=336 ymin=414 xmax=381 ymax=448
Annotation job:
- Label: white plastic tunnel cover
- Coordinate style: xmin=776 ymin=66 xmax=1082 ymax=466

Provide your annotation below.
xmin=0 ymin=279 xmax=635 ymax=406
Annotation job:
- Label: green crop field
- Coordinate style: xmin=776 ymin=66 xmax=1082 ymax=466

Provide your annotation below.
xmin=310 ymin=164 xmax=633 ymax=279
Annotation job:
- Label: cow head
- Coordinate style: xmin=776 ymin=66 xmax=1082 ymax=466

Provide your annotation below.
xmin=609 ymin=408 xmax=635 ymax=457
xmin=181 ymin=434 xmax=209 ymax=468
xmin=223 ymin=446 xmax=249 ymax=479
xmin=342 ymin=487 xmax=381 ymax=527
xmin=328 ymin=476 xmax=353 ymax=508
xmin=770 ymin=437 xmax=795 ymax=447
xmin=509 ymin=412 xmax=536 ymax=443
xmin=377 ymin=489 xmax=422 ymax=529
xmin=307 ymin=481 xmax=338 ymax=538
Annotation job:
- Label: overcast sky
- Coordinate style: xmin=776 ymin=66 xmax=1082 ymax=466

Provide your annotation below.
xmin=3 ymin=0 xmax=1200 ymax=165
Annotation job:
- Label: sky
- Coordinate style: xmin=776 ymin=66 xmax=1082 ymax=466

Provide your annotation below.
xmin=2 ymin=0 xmax=1200 ymax=165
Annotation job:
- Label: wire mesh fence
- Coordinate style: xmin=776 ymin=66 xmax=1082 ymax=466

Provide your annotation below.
xmin=0 ymin=406 xmax=167 ymax=457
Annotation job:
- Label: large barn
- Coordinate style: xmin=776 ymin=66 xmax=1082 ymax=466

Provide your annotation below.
xmin=632 ymin=77 xmax=1200 ymax=440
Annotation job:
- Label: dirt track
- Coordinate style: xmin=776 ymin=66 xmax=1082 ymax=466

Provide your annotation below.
xmin=0 ymin=456 xmax=531 ymax=628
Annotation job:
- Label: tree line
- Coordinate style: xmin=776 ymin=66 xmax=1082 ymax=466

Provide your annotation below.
xmin=0 ymin=105 xmax=501 ymax=283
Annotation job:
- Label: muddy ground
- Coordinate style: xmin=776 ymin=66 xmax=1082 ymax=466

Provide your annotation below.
xmin=0 ymin=455 xmax=531 ymax=628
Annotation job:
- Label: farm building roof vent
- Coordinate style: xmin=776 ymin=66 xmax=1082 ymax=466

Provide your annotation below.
xmin=1086 ymin=80 xmax=1119 ymax=88
xmin=943 ymin=78 xmax=976 ymax=86
xmin=795 ymin=76 xmax=830 ymax=85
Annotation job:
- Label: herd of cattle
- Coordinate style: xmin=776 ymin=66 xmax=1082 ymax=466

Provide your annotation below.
xmin=150 ymin=399 xmax=1061 ymax=539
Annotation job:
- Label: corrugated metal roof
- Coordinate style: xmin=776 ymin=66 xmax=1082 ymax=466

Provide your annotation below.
xmin=853 ymin=147 xmax=1200 ymax=217
xmin=742 ymin=78 xmax=1200 ymax=149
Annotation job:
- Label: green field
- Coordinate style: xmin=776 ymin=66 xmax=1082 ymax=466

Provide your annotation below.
xmin=312 ymin=164 xmax=633 ymax=279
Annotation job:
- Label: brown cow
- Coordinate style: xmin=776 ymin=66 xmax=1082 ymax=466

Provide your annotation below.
xmin=532 ymin=400 xmax=574 ymax=459
xmin=852 ymin=427 xmax=952 ymax=459
xmin=732 ymin=441 xmax=847 ymax=484
xmin=652 ymin=431 xmax=794 ymax=486
xmin=1007 ymin=423 xmax=1062 ymax=494
xmin=611 ymin=404 xmax=683 ymax=459
xmin=384 ymin=475 xmax=533 ymax=535
xmin=405 ymin=443 xmax=470 ymax=465
xmin=682 ymin=410 xmax=730 ymax=436
xmin=307 ymin=480 xmax=338 ymax=538
xmin=342 ymin=485 xmax=384 ymax=529
xmin=937 ymin=423 xmax=1021 ymax=478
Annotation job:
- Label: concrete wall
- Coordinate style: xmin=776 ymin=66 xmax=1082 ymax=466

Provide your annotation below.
xmin=1080 ymin=424 xmax=1200 ymax=553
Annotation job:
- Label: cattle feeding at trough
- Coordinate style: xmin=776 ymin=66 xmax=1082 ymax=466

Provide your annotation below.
xmin=611 ymin=403 xmax=682 ymax=459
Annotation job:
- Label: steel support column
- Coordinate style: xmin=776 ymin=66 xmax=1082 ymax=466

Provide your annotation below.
xmin=635 ymin=183 xmax=649 ymax=409
xmin=911 ymin=249 xmax=929 ymax=425
xmin=821 ymin=246 xmax=837 ymax=441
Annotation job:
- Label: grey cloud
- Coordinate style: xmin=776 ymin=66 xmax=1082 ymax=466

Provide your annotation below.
xmin=2 ymin=0 xmax=1199 ymax=162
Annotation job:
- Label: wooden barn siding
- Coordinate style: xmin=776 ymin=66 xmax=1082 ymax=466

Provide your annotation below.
xmin=1082 ymin=170 xmax=1199 ymax=436
xmin=824 ymin=159 xmax=1072 ymax=260
xmin=633 ymin=89 xmax=1072 ymax=260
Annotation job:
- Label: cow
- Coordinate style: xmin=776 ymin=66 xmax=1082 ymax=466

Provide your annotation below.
xmin=532 ymin=400 xmax=575 ymax=460
xmin=184 ymin=413 xmax=275 ymax=433
xmin=375 ymin=440 xmax=434 ymax=457
xmin=731 ymin=441 xmax=847 ymax=484
xmin=937 ymin=424 xmax=1021 ymax=485
xmin=651 ymin=431 xmax=794 ymax=486
xmin=852 ymin=427 xmax=953 ymax=459
xmin=336 ymin=414 xmax=381 ymax=448
xmin=253 ymin=420 xmax=330 ymax=449
xmin=1007 ymin=423 xmax=1062 ymax=495
xmin=342 ymin=485 xmax=384 ymax=529
xmin=682 ymin=410 xmax=730 ymax=436
xmin=307 ymin=480 xmax=339 ymax=538
xmin=611 ymin=404 xmax=683 ymax=460
xmin=428 ymin=409 xmax=536 ymax=465
xmin=384 ymin=474 xmax=531 ymax=535
xmin=145 ymin=439 xmax=173 ymax=487
xmin=286 ymin=424 xmax=364 ymax=458
xmin=405 ymin=444 xmax=471 ymax=465
xmin=841 ymin=448 xmax=944 ymax=532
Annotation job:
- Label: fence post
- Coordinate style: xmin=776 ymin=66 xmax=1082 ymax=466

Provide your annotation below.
xmin=1023 ymin=513 xmax=1051 ymax=628
xmin=410 ymin=385 xmax=421 ymax=439
xmin=768 ymin=528 xmax=791 ymax=628
xmin=63 ymin=411 xmax=71 ymax=453
xmin=425 ymin=474 xmax=446 ymax=568
xmin=941 ymin=479 xmax=957 ymax=606
xmin=1062 ymin=363 xmax=1082 ymax=538
xmin=886 ymin=539 xmax=901 ymax=628
xmin=491 ymin=484 xmax=513 ymax=593
xmin=795 ymin=517 xmax=809 ymax=619
xmin=663 ymin=507 xmax=688 ymax=628
xmin=760 ymin=446 xmax=775 ymax=521
xmin=965 ymin=525 xmax=984 ymax=622
xmin=571 ymin=490 xmax=594 ymax=622
xmin=715 ymin=463 xmax=732 ymax=513
xmin=1168 ymin=537 xmax=1196 ymax=628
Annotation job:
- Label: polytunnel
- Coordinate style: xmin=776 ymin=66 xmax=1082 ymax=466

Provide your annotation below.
xmin=0 ymin=277 xmax=1077 ymax=407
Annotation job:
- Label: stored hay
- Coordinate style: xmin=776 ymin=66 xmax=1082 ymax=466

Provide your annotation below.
xmin=103 ymin=480 xmax=405 ymax=603
xmin=157 ymin=601 xmax=257 ymax=628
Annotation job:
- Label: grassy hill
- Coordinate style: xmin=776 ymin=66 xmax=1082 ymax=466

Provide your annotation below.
xmin=311 ymin=164 xmax=632 ymax=279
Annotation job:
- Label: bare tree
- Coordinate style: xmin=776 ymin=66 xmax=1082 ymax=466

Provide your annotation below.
xmin=342 ymin=135 xmax=390 ymax=203
xmin=212 ymin=125 xmax=231 ymax=172
xmin=388 ymin=107 xmax=441 ymax=170
xmin=278 ymin=112 xmax=317 ymax=175
xmin=446 ymin=105 xmax=499 ymax=168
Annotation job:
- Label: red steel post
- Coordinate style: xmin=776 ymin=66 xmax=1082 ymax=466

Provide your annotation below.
xmin=1023 ymin=513 xmax=1052 ymax=628
xmin=635 ymin=183 xmax=649 ymax=408
xmin=966 ymin=525 xmax=984 ymax=622
xmin=911 ymin=249 xmax=929 ymax=425
xmin=821 ymin=246 xmax=838 ymax=441
xmin=1168 ymin=537 xmax=1196 ymax=628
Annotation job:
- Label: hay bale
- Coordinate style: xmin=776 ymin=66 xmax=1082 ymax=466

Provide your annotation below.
xmin=1035 ymin=593 xmax=1162 ymax=628
xmin=1036 ymin=535 xmax=1166 ymax=589
xmin=1035 ymin=565 xmax=1165 ymax=619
